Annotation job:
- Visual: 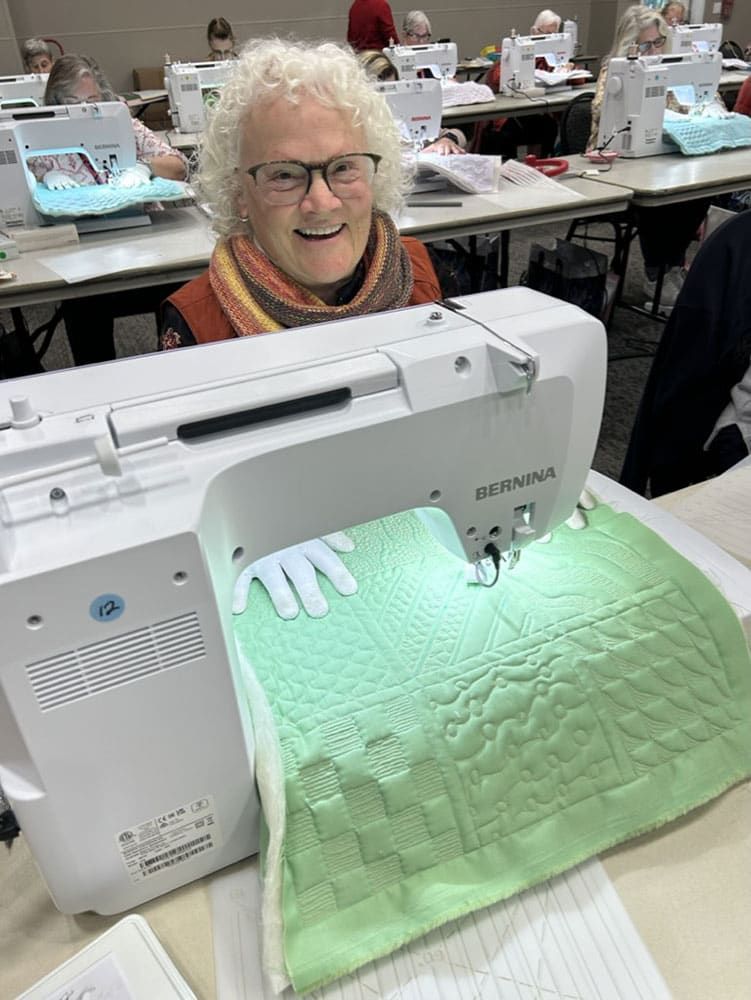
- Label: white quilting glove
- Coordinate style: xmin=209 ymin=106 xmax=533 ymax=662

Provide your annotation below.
xmin=232 ymin=532 xmax=357 ymax=620
xmin=110 ymin=163 xmax=151 ymax=188
xmin=538 ymin=487 xmax=598 ymax=542
xmin=42 ymin=169 xmax=80 ymax=190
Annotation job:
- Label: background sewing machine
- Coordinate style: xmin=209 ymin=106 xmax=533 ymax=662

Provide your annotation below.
xmin=596 ymin=50 xmax=722 ymax=156
xmin=498 ymin=31 xmax=575 ymax=96
xmin=0 ymin=288 xmax=607 ymax=915
xmin=0 ymin=73 xmax=48 ymax=111
xmin=383 ymin=42 xmax=458 ymax=81
xmin=376 ymin=77 xmax=442 ymax=147
xmin=0 ymin=101 xmax=153 ymax=232
xmin=665 ymin=22 xmax=723 ymax=55
xmin=165 ymin=61 xmax=236 ymax=132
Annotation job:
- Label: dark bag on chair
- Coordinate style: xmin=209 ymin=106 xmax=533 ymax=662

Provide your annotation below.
xmin=523 ymin=239 xmax=608 ymax=318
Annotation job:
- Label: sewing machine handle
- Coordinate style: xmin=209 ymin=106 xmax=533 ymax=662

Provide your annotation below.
xmin=524 ymin=154 xmax=569 ymax=177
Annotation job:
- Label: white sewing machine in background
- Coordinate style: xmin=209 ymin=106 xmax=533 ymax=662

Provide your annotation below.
xmin=0 ymin=288 xmax=607 ymax=915
xmin=383 ymin=42 xmax=458 ymax=81
xmin=0 ymin=73 xmax=48 ymax=110
xmin=165 ymin=61 xmax=236 ymax=132
xmin=0 ymin=101 xmax=148 ymax=231
xmin=375 ymin=77 xmax=442 ymax=147
xmin=665 ymin=22 xmax=723 ymax=54
xmin=498 ymin=32 xmax=575 ymax=95
xmin=596 ymin=50 xmax=722 ymax=156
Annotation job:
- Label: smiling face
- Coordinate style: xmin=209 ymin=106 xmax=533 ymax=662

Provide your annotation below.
xmin=236 ymin=95 xmax=374 ymax=304
xmin=29 ymin=53 xmax=53 ymax=74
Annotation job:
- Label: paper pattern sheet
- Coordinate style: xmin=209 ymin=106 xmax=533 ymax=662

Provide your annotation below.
xmin=210 ymin=857 xmax=670 ymax=999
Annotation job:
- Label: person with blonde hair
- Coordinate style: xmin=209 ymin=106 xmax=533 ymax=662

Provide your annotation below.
xmin=588 ymin=4 xmax=709 ymax=313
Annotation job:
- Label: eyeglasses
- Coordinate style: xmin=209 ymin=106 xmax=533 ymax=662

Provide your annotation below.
xmin=637 ymin=35 xmax=666 ymax=54
xmin=245 ymin=153 xmax=381 ymax=205
xmin=407 ymin=31 xmax=431 ymax=42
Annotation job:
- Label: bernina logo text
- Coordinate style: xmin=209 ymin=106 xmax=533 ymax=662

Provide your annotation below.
xmin=475 ymin=466 xmax=556 ymax=500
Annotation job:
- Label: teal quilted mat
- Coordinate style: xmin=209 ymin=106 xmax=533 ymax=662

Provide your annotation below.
xmin=31 ymin=177 xmax=186 ymax=217
xmin=233 ymin=504 xmax=751 ymax=993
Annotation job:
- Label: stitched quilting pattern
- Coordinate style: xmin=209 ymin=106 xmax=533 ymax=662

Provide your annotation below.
xmin=233 ymin=505 xmax=751 ymax=993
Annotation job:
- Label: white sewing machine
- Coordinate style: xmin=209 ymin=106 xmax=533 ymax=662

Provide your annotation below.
xmin=0 ymin=288 xmax=609 ymax=914
xmin=0 ymin=101 xmax=148 ymax=231
xmin=383 ymin=42 xmax=458 ymax=81
xmin=165 ymin=60 xmax=236 ymax=132
xmin=375 ymin=77 xmax=442 ymax=147
xmin=0 ymin=73 xmax=48 ymax=110
xmin=665 ymin=22 xmax=723 ymax=54
xmin=499 ymin=31 xmax=575 ymax=96
xmin=596 ymin=50 xmax=722 ymax=156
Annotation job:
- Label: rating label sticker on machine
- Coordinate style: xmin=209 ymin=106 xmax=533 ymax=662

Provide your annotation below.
xmin=116 ymin=795 xmax=221 ymax=884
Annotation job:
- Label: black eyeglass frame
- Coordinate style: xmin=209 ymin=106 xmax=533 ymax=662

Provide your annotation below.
xmin=245 ymin=152 xmax=382 ymax=199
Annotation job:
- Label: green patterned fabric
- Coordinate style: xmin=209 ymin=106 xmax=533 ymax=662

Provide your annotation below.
xmin=233 ymin=505 xmax=751 ymax=993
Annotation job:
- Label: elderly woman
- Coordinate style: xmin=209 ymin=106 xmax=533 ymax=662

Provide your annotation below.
xmin=42 ymin=55 xmax=187 ymax=183
xmin=21 ymin=37 xmax=55 ymax=74
xmin=661 ymin=2 xmax=687 ymax=26
xmin=531 ymin=9 xmax=562 ymax=34
xmin=206 ymin=17 xmax=238 ymax=61
xmin=588 ymin=5 xmax=708 ymax=312
xmin=402 ymin=10 xmax=432 ymax=44
xmin=160 ymin=38 xmax=440 ymax=349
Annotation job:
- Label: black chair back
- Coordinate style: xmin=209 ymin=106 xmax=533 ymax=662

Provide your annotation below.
xmin=720 ymin=40 xmax=744 ymax=60
xmin=558 ymin=91 xmax=594 ymax=155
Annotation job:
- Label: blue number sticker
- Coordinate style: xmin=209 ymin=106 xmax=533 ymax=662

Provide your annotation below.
xmin=90 ymin=593 xmax=125 ymax=623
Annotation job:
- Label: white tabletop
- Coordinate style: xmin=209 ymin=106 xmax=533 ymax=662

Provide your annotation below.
xmin=0 ymin=179 xmax=631 ymax=308
xmin=574 ymin=146 xmax=751 ymax=206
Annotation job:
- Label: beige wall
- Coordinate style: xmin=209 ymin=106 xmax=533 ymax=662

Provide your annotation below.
xmin=3 ymin=1 xmax=748 ymax=91
xmin=4 ymin=0 xmax=598 ymax=91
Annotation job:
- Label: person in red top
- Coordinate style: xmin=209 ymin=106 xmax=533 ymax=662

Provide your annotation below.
xmin=347 ymin=0 xmax=399 ymax=52
xmin=735 ymin=76 xmax=751 ymax=118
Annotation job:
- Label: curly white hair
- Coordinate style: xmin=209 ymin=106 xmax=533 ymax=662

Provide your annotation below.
xmin=195 ymin=37 xmax=411 ymax=237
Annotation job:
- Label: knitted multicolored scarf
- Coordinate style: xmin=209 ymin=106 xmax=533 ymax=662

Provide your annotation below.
xmin=208 ymin=211 xmax=413 ymax=336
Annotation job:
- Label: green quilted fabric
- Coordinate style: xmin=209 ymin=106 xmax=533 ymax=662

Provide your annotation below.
xmin=233 ymin=504 xmax=751 ymax=993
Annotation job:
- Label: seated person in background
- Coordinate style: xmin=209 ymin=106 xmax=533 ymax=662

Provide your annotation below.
xmin=735 ymin=76 xmax=751 ymax=117
xmin=660 ymin=2 xmax=687 ymax=26
xmin=588 ymin=4 xmax=708 ymax=313
xmin=347 ymin=0 xmax=399 ymax=51
xmin=621 ymin=210 xmax=751 ymax=496
xmin=39 ymin=55 xmax=188 ymax=183
xmin=20 ymin=37 xmax=55 ymax=74
xmin=531 ymin=9 xmax=562 ymax=34
xmin=160 ymin=37 xmax=441 ymax=350
xmin=402 ymin=10 xmax=432 ymax=45
xmin=358 ymin=49 xmax=466 ymax=153
xmin=36 ymin=55 xmax=189 ymax=367
xmin=206 ymin=17 xmax=238 ymax=61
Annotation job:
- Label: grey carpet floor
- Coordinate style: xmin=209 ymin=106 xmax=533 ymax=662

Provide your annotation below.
xmin=1 ymin=218 xmax=680 ymax=484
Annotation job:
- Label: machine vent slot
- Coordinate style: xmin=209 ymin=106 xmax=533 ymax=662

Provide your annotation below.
xmin=0 ymin=149 xmax=18 ymax=166
xmin=645 ymin=85 xmax=666 ymax=99
xmin=26 ymin=612 xmax=205 ymax=711
xmin=181 ymin=82 xmax=199 ymax=91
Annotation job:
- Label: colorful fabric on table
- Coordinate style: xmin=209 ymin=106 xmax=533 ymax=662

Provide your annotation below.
xmin=233 ymin=504 xmax=751 ymax=993
xmin=208 ymin=210 xmax=413 ymax=336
